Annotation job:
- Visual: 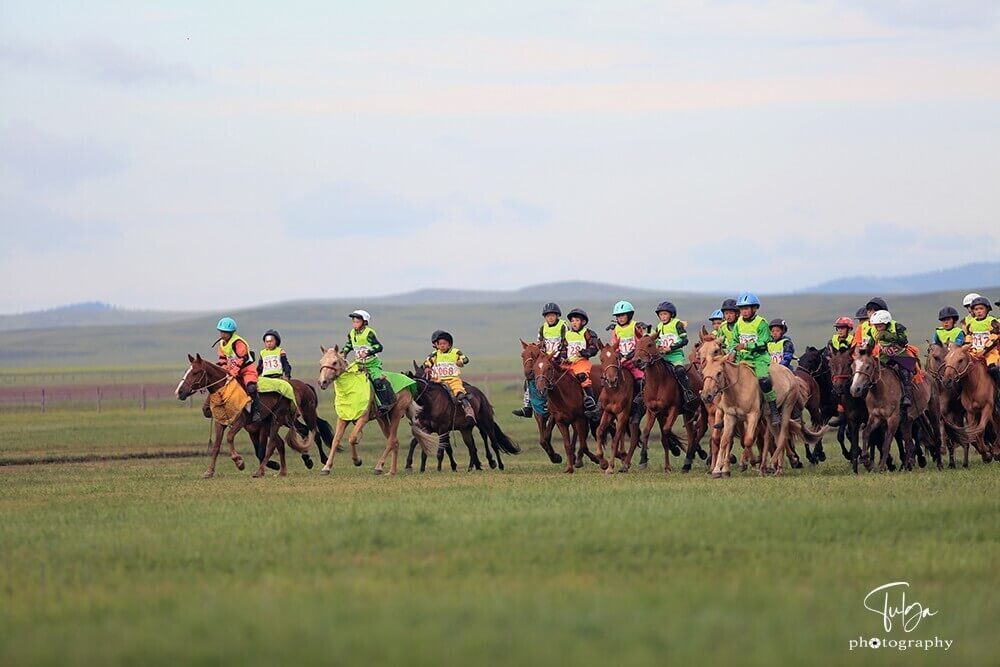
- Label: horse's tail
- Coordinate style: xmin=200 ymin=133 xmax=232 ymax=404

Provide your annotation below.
xmin=665 ymin=429 xmax=683 ymax=455
xmin=943 ymin=415 xmax=984 ymax=443
xmin=789 ymin=420 xmax=827 ymax=445
xmin=490 ymin=421 xmax=521 ymax=454
xmin=316 ymin=416 xmax=342 ymax=451
xmin=406 ymin=401 xmax=438 ymax=456
xmin=284 ymin=420 xmax=311 ymax=454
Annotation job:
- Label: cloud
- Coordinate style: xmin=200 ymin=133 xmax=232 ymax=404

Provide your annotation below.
xmin=0 ymin=39 xmax=196 ymax=86
xmin=848 ymin=0 xmax=1000 ymax=30
xmin=0 ymin=197 xmax=119 ymax=256
xmin=0 ymin=122 xmax=126 ymax=192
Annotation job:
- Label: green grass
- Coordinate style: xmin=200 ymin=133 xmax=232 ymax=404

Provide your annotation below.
xmin=1 ymin=386 xmax=998 ymax=665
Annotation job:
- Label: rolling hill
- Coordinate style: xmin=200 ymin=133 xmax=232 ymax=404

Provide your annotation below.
xmin=802 ymin=262 xmax=999 ymax=294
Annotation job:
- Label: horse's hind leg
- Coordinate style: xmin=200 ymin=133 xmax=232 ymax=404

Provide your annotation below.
xmin=405 ymin=437 xmax=417 ymax=470
xmin=460 ymin=428 xmax=481 ymax=472
xmin=321 ymin=419 xmax=349 ymax=475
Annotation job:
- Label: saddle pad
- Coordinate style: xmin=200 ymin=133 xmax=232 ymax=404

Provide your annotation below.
xmin=257 ymin=376 xmax=297 ymax=409
xmin=334 ymin=368 xmax=371 ymax=422
xmin=210 ymin=379 xmax=250 ymax=426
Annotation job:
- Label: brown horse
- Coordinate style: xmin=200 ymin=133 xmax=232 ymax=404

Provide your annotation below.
xmin=926 ymin=343 xmax=966 ymax=469
xmin=849 ymin=350 xmax=932 ymax=471
xmin=631 ymin=335 xmax=706 ymax=473
xmin=534 ymin=348 xmax=603 ymax=473
xmin=317 ymin=346 xmax=437 ymax=475
xmin=176 ymin=354 xmax=310 ymax=477
xmin=594 ymin=343 xmax=640 ymax=474
xmin=940 ymin=344 xmax=996 ymax=466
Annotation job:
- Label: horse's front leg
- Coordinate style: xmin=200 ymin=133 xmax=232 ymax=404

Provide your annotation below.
xmin=276 ymin=431 xmax=288 ymax=477
xmin=742 ymin=412 xmax=761 ymax=476
xmin=252 ymin=421 xmax=280 ymax=477
xmin=204 ymin=421 xmax=226 ymax=478
xmin=556 ymin=422 xmax=574 ymax=473
xmin=594 ymin=411 xmax=613 ymax=469
xmin=321 ymin=419 xmax=349 ymax=475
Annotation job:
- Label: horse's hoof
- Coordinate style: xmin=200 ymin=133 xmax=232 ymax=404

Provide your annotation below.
xmin=251 ymin=470 xmax=264 ymax=478
xmin=563 ymin=467 xmax=574 ymax=474
xmin=638 ymin=461 xmax=648 ymax=470
xmin=550 ymin=454 xmax=563 ymax=464
xmin=773 ymin=468 xmax=783 ymax=476
xmin=234 ymin=458 xmax=245 ymax=471
xmin=498 ymin=462 xmax=505 ymax=471
xmin=202 ymin=471 xmax=215 ymax=479
xmin=681 ymin=464 xmax=691 ymax=474
xmin=353 ymin=458 xmax=363 ymax=467
xmin=320 ymin=468 xmax=331 ymax=476
xmin=711 ymin=471 xmax=722 ymax=479
xmin=605 ymin=467 xmax=615 ymax=475
xmin=278 ymin=470 xmax=287 ymax=477
xmin=373 ymin=468 xmax=384 ymax=476
xmin=488 ymin=460 xmax=497 ymax=469
xmin=739 ymin=463 xmax=748 ymax=473
xmin=574 ymin=459 xmax=583 ymax=469
xmin=817 ymin=450 xmax=827 ymax=462
xmin=302 ymin=455 xmax=314 ymax=470
xmin=266 ymin=461 xmax=281 ymax=471
xmin=723 ymin=471 xmax=731 ymax=478
xmin=917 ymin=456 xmax=927 ymax=469
xmin=405 ymin=464 xmax=413 ymax=471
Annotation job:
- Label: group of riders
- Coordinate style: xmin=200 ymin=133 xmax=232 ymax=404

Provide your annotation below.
xmin=209 ymin=290 xmax=1000 ymax=432
xmin=510 ymin=291 xmax=1000 ymax=429
xmin=212 ymin=310 xmax=477 ymax=424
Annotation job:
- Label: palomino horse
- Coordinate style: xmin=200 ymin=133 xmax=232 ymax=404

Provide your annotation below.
xmin=631 ymin=335 xmax=706 ymax=473
xmin=176 ymin=354 xmax=311 ymax=478
xmin=940 ymin=344 xmax=996 ymax=467
xmin=594 ymin=343 xmax=640 ymax=474
xmin=317 ymin=346 xmax=437 ymax=475
xmin=849 ymin=350 xmax=932 ymax=472
xmin=405 ymin=367 xmax=520 ymax=472
xmin=534 ymin=349 xmax=603 ymax=473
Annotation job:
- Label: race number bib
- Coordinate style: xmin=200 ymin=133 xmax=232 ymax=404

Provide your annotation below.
xmin=261 ymin=355 xmax=282 ymax=373
xmin=543 ymin=337 xmax=562 ymax=354
xmin=431 ymin=362 xmax=459 ymax=379
xmin=770 ymin=351 xmax=782 ymax=364
xmin=618 ymin=337 xmax=636 ymax=356
xmin=739 ymin=333 xmax=758 ymax=347
xmin=971 ymin=332 xmax=991 ymax=349
xmin=657 ymin=333 xmax=679 ymax=349
xmin=566 ymin=340 xmax=585 ymax=359
xmin=881 ymin=344 xmax=901 ymax=357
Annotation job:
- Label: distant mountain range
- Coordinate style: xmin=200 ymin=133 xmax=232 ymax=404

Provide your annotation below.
xmin=801 ymin=262 xmax=999 ymax=295
xmin=0 ymin=302 xmax=196 ymax=333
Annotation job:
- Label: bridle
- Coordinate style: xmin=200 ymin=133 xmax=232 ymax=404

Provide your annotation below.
xmin=702 ymin=356 xmax=737 ymax=402
xmin=601 ymin=350 xmax=625 ymax=388
xmin=536 ymin=357 xmax=570 ymax=398
xmin=180 ymin=365 xmax=230 ymax=397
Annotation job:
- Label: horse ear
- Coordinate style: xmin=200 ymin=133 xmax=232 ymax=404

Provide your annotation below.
xmin=195 ymin=353 xmax=202 ymax=361
xmin=188 ymin=353 xmax=195 ymax=363
xmin=333 ymin=344 xmax=340 ymax=354
xmin=520 ymin=339 xmax=528 ymax=349
xmin=320 ymin=345 xmax=327 ymax=354
xmin=699 ymin=326 xmax=710 ymax=340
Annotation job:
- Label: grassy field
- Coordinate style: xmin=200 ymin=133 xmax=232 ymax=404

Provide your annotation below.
xmin=1 ymin=383 xmax=998 ymax=665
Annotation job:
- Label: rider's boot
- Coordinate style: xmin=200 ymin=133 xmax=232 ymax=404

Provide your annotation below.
xmin=898 ymin=367 xmax=914 ymax=408
xmin=582 ymin=385 xmax=600 ymax=420
xmin=512 ymin=384 xmax=533 ymax=418
xmin=767 ymin=399 xmax=782 ymax=428
xmin=246 ymin=382 xmax=262 ymax=423
xmin=458 ymin=392 xmax=477 ymax=424
xmin=988 ymin=365 xmax=1000 ymax=415
xmin=373 ymin=377 xmax=396 ymax=415
xmin=673 ymin=364 xmax=700 ymax=411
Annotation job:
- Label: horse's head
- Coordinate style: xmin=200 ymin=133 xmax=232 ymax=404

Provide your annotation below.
xmin=941 ymin=343 xmax=973 ymax=389
xmin=598 ymin=342 xmax=625 ymax=388
xmin=695 ymin=335 xmax=726 ymax=368
xmin=631 ymin=334 xmax=659 ymax=370
xmin=849 ymin=348 xmax=878 ymax=398
xmin=318 ymin=345 xmax=348 ymax=390
xmin=827 ymin=346 xmax=854 ymax=396
xmin=533 ymin=350 xmax=558 ymax=399
xmin=520 ymin=339 xmax=545 ymax=380
xmin=175 ymin=353 xmax=221 ymax=400
xmin=926 ymin=342 xmax=947 ymax=377
xmin=797 ymin=346 xmax=823 ymax=375
xmin=699 ymin=353 xmax=728 ymax=404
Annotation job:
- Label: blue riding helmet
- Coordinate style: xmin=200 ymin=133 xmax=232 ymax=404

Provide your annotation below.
xmin=612 ymin=300 xmax=635 ymax=316
xmin=216 ymin=317 xmax=237 ymax=332
xmin=709 ymin=309 xmax=724 ymax=321
xmin=735 ymin=293 xmax=760 ymax=307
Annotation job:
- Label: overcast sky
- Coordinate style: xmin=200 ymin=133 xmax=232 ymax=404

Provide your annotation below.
xmin=2 ymin=1 xmax=998 ymax=313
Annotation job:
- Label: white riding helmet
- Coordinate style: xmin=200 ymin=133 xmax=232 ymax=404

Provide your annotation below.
xmin=962 ymin=293 xmax=981 ymax=308
xmin=870 ymin=310 xmax=892 ymax=325
xmin=348 ymin=309 xmax=371 ymax=322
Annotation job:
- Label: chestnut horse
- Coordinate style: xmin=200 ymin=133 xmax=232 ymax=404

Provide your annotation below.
xmin=317 ymin=346 xmax=437 ymax=475
xmin=176 ymin=353 xmax=311 ymax=478
xmin=533 ymin=348 xmax=603 ymax=473
xmin=940 ymin=344 xmax=996 ymax=466
xmin=594 ymin=343 xmax=640 ymax=474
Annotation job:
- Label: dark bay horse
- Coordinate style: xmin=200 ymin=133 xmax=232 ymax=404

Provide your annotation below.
xmin=534 ymin=349 xmax=603 ymax=473
xmin=177 ymin=353 xmax=311 ymax=477
xmin=793 ymin=347 xmax=829 ymax=464
xmin=404 ymin=367 xmax=520 ymax=472
xmin=797 ymin=347 xmax=841 ymax=461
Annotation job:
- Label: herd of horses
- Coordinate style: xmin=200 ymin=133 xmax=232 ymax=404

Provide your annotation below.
xmin=175 ymin=330 xmax=998 ymax=479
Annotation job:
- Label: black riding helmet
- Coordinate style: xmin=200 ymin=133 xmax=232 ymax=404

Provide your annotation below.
xmin=969 ymin=296 xmax=992 ymax=311
xmin=855 ymin=306 xmax=869 ymax=319
xmin=431 ymin=330 xmax=453 ymax=345
xmin=542 ymin=302 xmax=562 ymax=317
xmin=720 ymin=298 xmax=738 ymax=313
xmin=865 ymin=297 xmax=888 ymax=311
xmin=655 ymin=301 xmax=677 ymax=316
xmin=938 ymin=306 xmax=960 ymax=321
xmin=262 ymin=329 xmax=281 ymax=345
xmin=566 ymin=308 xmax=589 ymax=325
xmin=768 ymin=318 xmax=787 ymax=333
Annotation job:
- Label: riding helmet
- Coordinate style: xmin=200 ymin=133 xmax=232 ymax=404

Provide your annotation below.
xmin=870 ymin=310 xmax=892 ymax=325
xmin=654 ymin=301 xmax=677 ymax=316
xmin=854 ymin=306 xmax=869 ymax=320
xmin=937 ymin=306 xmax=960 ymax=321
xmin=969 ymin=296 xmax=992 ymax=311
xmin=262 ymin=329 xmax=282 ymax=345
xmin=566 ymin=308 xmax=589 ymax=325
xmin=709 ymin=309 xmax=724 ymax=321
xmin=834 ymin=316 xmax=854 ymax=328
xmin=768 ymin=318 xmax=787 ymax=332
xmin=720 ymin=299 xmax=738 ymax=313
xmin=962 ymin=293 xmax=981 ymax=308
xmin=865 ymin=297 xmax=888 ymax=311
xmin=542 ymin=303 xmax=562 ymax=317
xmin=216 ymin=317 xmax=237 ymax=332
xmin=612 ymin=300 xmax=635 ymax=316
xmin=431 ymin=330 xmax=453 ymax=345
xmin=348 ymin=309 xmax=371 ymax=323
xmin=735 ymin=293 xmax=760 ymax=308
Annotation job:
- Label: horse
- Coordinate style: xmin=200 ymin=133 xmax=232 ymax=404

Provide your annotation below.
xmin=404 ymin=366 xmax=520 ymax=472
xmin=849 ymin=349 xmax=932 ymax=472
xmin=406 ymin=433 xmax=458 ymax=473
xmin=631 ymin=334 xmax=707 ymax=473
xmin=940 ymin=344 xmax=996 ymax=467
xmin=519 ymin=341 xmax=572 ymax=466
xmin=317 ymin=346 xmax=437 ymax=475
xmin=793 ymin=347 xmax=830 ymax=464
xmin=926 ymin=343 xmax=967 ymax=469
xmin=593 ymin=343 xmax=640 ymax=474
xmin=797 ymin=346 xmax=843 ymax=460
xmin=533 ymin=347 xmax=603 ymax=473
xmin=176 ymin=353 xmax=311 ymax=478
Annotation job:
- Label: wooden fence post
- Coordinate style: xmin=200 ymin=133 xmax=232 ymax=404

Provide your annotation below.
xmin=141 ymin=385 xmax=147 ymax=411
xmin=41 ymin=387 xmax=45 ymax=413
xmin=97 ymin=387 xmax=102 ymax=413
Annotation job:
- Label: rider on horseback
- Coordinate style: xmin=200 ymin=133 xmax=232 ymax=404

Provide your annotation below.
xmin=343 ymin=310 xmax=396 ymax=416
xmin=653 ymin=301 xmax=699 ymax=410
xmin=715 ymin=299 xmax=738 ymax=343
xmin=708 ymin=309 xmax=724 ymax=335
xmin=257 ymin=329 xmax=292 ymax=380
xmin=512 ymin=303 xmax=569 ymax=418
xmin=425 ymin=330 xmax=475 ymax=424
xmin=727 ymin=293 xmax=781 ymax=427
xmin=854 ymin=298 xmax=885 ymax=349
xmin=965 ymin=296 xmax=1000 ymax=412
xmin=767 ymin=318 xmax=795 ymax=368
xmin=830 ymin=317 xmax=854 ymax=352
xmin=562 ymin=308 xmax=601 ymax=420
xmin=609 ymin=300 xmax=646 ymax=411
xmin=214 ymin=317 xmax=261 ymax=423
xmin=934 ymin=307 xmax=965 ymax=347
xmin=868 ymin=310 xmax=916 ymax=408
xmin=962 ymin=293 xmax=981 ymax=331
